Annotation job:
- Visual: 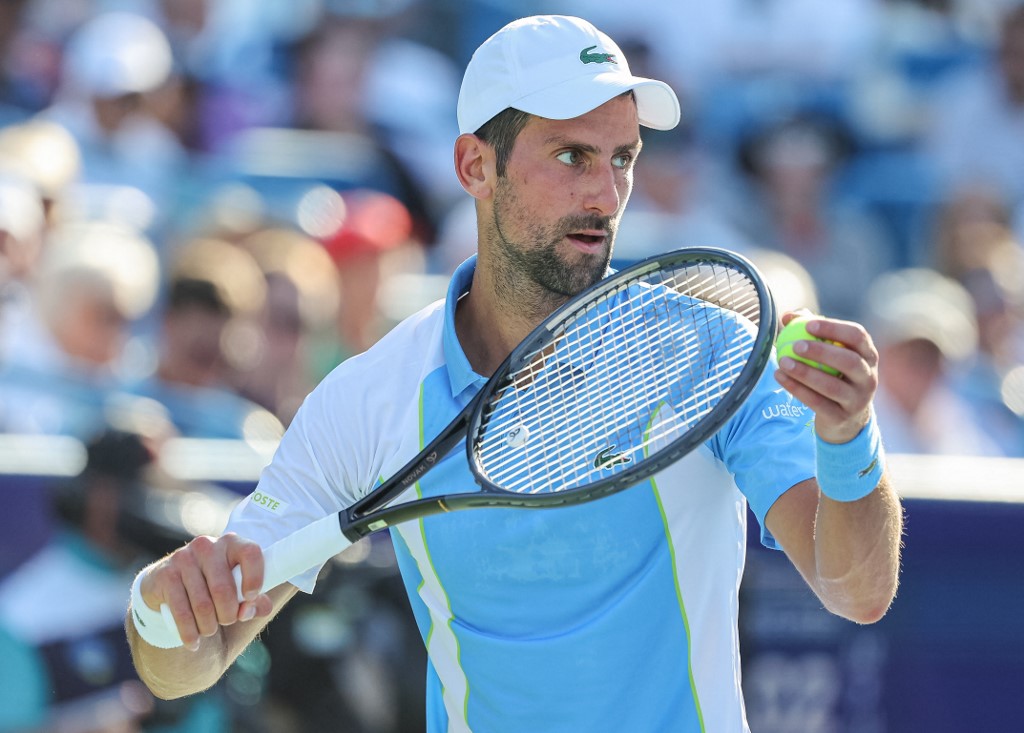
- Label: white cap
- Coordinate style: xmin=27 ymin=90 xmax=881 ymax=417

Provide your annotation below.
xmin=865 ymin=268 xmax=978 ymax=362
xmin=457 ymin=15 xmax=680 ymax=135
xmin=62 ymin=12 xmax=173 ymax=98
xmin=39 ymin=221 xmax=160 ymax=320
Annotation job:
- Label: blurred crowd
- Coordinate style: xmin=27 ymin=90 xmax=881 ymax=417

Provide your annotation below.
xmin=0 ymin=0 xmax=1023 ymax=731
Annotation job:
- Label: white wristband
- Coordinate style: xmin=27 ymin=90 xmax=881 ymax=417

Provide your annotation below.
xmin=130 ymin=569 xmax=185 ymax=649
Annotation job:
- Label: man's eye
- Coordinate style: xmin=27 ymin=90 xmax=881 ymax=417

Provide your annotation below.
xmin=612 ymin=154 xmax=633 ymax=169
xmin=556 ymin=150 xmax=581 ymax=165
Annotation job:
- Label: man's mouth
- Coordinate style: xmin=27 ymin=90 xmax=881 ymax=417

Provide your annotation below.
xmin=566 ymin=231 xmax=608 ymax=252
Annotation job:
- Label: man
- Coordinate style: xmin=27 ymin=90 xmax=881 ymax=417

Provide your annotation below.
xmin=866 ymin=267 xmax=1001 ymax=456
xmin=40 ymin=11 xmax=187 ymax=218
xmin=127 ymin=16 xmax=902 ymax=732
xmin=0 ymin=220 xmax=160 ymax=437
xmin=1 ymin=428 xmax=226 ymax=732
xmin=124 ymin=239 xmax=281 ymax=441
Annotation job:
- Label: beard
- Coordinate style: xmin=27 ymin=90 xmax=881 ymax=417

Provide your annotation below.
xmin=491 ymin=178 xmax=615 ymax=302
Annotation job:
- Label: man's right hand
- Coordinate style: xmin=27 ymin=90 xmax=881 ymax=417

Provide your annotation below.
xmin=137 ymin=533 xmax=274 ymax=651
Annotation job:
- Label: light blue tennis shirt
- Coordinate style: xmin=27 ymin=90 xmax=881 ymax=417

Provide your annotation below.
xmin=226 ymin=256 xmax=816 ymax=733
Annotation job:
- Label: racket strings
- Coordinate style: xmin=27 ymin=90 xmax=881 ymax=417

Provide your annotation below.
xmin=482 ymin=283 xmax=693 ymax=469
xmin=520 ymin=278 xmax=753 ymax=450
xmin=500 ymin=324 xmax=741 ymax=490
xmin=476 ymin=262 xmax=762 ymax=494
xmin=480 ymin=266 xmax=754 ymax=492
xmin=514 ymin=266 xmax=754 ymax=428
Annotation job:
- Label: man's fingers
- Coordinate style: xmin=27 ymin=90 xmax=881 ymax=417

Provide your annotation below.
xmin=225 ymin=536 xmax=265 ymax=603
xmin=160 ymin=573 xmax=201 ymax=650
xmin=236 ymin=594 xmax=274 ymax=623
xmin=788 ymin=339 xmax=870 ymax=387
xmin=779 ymin=309 xmax=813 ymax=328
xmin=139 ymin=534 xmax=268 ymax=649
xmin=176 ymin=556 xmax=225 ymax=636
xmin=804 ymin=318 xmax=879 ymax=368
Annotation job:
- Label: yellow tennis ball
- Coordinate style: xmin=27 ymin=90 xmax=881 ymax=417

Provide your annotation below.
xmin=776 ymin=316 xmax=841 ymax=376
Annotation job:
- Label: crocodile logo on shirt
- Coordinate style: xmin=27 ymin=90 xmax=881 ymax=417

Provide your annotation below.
xmin=580 ymin=45 xmax=618 ymax=65
xmin=593 ymin=445 xmax=632 ymax=470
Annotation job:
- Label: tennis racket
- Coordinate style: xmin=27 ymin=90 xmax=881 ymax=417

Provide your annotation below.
xmin=156 ymin=247 xmax=776 ymax=643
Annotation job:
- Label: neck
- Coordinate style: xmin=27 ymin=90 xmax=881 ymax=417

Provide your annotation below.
xmin=454 ymin=255 xmax=567 ymax=377
xmin=454 ymin=278 xmax=527 ymax=378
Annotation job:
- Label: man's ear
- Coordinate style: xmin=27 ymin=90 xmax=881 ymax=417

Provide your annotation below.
xmin=454 ymin=133 xmax=495 ymax=200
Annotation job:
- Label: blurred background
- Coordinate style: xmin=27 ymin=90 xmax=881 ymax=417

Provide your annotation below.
xmin=0 ymin=0 xmax=1022 ymax=730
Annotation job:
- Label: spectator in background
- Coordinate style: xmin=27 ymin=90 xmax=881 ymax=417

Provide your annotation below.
xmin=0 ymin=221 xmax=160 ymax=437
xmin=287 ymin=12 xmax=437 ymax=242
xmin=0 ymin=427 xmax=227 ymax=732
xmin=930 ymin=182 xmax=1017 ymax=277
xmin=557 ymin=0 xmax=880 ymax=105
xmin=140 ymin=0 xmax=215 ymax=155
xmin=925 ymin=3 xmax=1024 ymax=208
xmin=232 ymin=226 xmax=341 ymax=425
xmin=0 ymin=118 xmax=81 ymax=229
xmin=0 ymin=173 xmax=46 ymax=322
xmin=929 ymin=195 xmax=1024 ymax=455
xmin=316 ymin=187 xmax=417 ymax=357
xmin=866 ymin=267 xmax=1004 ymax=456
xmin=611 ymin=120 xmax=755 ymax=264
xmin=745 ymin=247 xmax=821 ymax=321
xmin=956 ymin=261 xmax=1024 ymax=456
xmin=362 ymin=12 xmax=466 ymax=222
xmin=0 ymin=122 xmax=80 ymax=375
xmin=124 ymin=237 xmax=283 ymax=441
xmin=731 ymin=113 xmax=896 ymax=321
xmin=38 ymin=12 xmax=189 ymax=222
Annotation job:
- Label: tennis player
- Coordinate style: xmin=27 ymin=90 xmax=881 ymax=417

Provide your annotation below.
xmin=127 ymin=16 xmax=903 ymax=732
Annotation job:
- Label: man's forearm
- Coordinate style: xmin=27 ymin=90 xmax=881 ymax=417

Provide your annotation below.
xmin=126 ymin=607 xmax=231 ymax=699
xmin=813 ymin=473 xmax=904 ymax=623
xmin=126 ymin=582 xmax=297 ymax=699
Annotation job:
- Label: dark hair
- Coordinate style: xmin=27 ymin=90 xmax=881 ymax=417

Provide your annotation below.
xmin=474 ymin=107 xmax=534 ymax=178
xmin=52 ymin=428 xmax=153 ymax=527
xmin=167 ymin=277 xmax=230 ymax=317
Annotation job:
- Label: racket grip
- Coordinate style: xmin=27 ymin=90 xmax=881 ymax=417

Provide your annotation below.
xmin=132 ymin=572 xmax=187 ymax=649
xmin=231 ymin=513 xmax=352 ymax=601
xmin=137 ymin=514 xmax=351 ymax=649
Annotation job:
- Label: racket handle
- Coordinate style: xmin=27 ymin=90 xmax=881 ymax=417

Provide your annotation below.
xmin=141 ymin=514 xmax=351 ymax=649
xmin=232 ymin=512 xmax=352 ymax=600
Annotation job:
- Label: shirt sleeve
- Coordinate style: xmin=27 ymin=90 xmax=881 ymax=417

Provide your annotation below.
xmin=711 ymin=361 xmax=817 ymax=550
xmin=223 ymin=371 xmax=374 ymax=593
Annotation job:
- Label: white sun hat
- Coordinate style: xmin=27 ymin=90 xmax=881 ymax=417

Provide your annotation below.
xmin=61 ymin=12 xmax=173 ymax=99
xmin=457 ymin=15 xmax=680 ymax=135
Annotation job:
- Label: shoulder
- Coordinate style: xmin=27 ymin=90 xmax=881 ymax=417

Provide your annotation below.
xmin=288 ymin=297 xmax=450 ymax=439
xmin=250 ymin=297 xmax=453 ymax=514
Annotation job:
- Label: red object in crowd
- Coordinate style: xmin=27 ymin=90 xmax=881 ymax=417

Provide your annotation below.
xmin=321 ymin=189 xmax=413 ymax=263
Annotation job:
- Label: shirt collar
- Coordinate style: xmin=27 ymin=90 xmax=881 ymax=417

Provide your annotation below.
xmin=442 ymin=255 xmax=487 ymax=398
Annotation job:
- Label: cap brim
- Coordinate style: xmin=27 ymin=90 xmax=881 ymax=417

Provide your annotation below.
xmin=511 ymin=72 xmax=680 ymax=131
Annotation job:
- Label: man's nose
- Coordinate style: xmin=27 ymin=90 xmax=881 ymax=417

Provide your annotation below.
xmin=582 ymin=163 xmax=623 ymax=217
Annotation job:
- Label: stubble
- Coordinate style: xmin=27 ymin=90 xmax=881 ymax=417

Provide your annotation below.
xmin=489 ymin=177 xmax=614 ymax=321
